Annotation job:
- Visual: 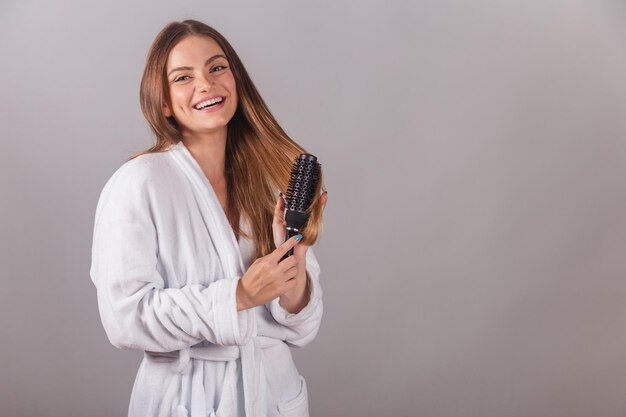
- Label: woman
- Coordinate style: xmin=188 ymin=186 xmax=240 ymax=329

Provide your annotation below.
xmin=90 ymin=19 xmax=328 ymax=417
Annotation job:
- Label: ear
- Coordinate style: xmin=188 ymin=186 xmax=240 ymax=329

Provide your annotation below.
xmin=163 ymin=102 xmax=172 ymax=118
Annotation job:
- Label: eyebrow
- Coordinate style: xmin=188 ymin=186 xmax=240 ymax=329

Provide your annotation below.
xmin=167 ymin=54 xmax=227 ymax=77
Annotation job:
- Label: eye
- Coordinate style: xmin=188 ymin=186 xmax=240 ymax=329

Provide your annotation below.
xmin=174 ymin=75 xmax=190 ymax=82
xmin=211 ymin=65 xmax=227 ymax=73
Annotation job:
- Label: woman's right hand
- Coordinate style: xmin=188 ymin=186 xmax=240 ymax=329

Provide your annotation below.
xmin=236 ymin=234 xmax=302 ymax=311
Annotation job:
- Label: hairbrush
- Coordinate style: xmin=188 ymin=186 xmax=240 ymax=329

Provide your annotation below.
xmin=281 ymin=153 xmax=321 ymax=260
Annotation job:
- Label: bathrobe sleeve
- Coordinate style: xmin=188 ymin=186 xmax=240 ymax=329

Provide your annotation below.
xmin=90 ymin=162 xmax=255 ymax=353
xmin=268 ymin=247 xmax=324 ymax=347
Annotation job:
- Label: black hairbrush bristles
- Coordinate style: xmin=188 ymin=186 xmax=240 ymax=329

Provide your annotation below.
xmin=281 ymin=154 xmax=321 ymax=259
xmin=285 ymin=154 xmax=321 ymax=217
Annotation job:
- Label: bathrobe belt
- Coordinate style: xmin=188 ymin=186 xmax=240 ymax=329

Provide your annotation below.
xmin=146 ymin=336 xmax=283 ymax=417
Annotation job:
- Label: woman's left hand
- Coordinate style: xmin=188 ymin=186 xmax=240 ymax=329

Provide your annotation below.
xmin=272 ymin=190 xmax=328 ymax=311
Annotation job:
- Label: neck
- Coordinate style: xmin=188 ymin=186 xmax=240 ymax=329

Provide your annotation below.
xmin=182 ymin=126 xmax=228 ymax=184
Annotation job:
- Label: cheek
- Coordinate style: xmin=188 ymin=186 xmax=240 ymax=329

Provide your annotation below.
xmin=230 ymin=91 xmax=238 ymax=108
xmin=171 ymin=88 xmax=191 ymax=109
xmin=226 ymin=76 xmax=238 ymax=101
xmin=229 ymin=88 xmax=238 ymax=108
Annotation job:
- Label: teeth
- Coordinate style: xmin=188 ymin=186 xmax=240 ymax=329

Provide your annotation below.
xmin=195 ymin=97 xmax=224 ymax=109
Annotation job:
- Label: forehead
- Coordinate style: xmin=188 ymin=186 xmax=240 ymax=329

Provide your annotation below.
xmin=166 ymin=35 xmax=226 ymax=68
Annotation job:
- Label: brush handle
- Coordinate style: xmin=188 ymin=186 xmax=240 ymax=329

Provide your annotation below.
xmin=280 ymin=228 xmax=300 ymax=262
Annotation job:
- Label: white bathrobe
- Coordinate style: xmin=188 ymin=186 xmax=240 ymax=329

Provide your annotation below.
xmin=89 ymin=141 xmax=323 ymax=417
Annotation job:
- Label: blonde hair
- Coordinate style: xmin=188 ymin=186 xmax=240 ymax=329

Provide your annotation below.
xmin=130 ymin=19 xmax=324 ymax=258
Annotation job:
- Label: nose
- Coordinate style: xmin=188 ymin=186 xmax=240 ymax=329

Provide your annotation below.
xmin=196 ymin=73 xmax=214 ymax=91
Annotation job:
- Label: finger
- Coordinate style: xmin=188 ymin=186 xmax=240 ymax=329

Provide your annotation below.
xmin=293 ymin=242 xmax=309 ymax=259
xmin=272 ymin=234 xmax=302 ymax=261
xmin=278 ymin=255 xmax=298 ymax=271
xmin=281 ymin=264 xmax=298 ymax=282
xmin=273 ymin=194 xmax=285 ymax=223
xmin=321 ymin=191 xmax=328 ymax=210
xmin=282 ymin=277 xmax=298 ymax=292
xmin=273 ymin=194 xmax=287 ymax=247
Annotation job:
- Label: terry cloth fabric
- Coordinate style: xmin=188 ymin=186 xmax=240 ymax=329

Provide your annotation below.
xmin=90 ymin=140 xmax=323 ymax=417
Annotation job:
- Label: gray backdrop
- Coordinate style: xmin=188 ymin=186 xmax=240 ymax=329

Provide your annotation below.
xmin=2 ymin=1 xmax=626 ymax=416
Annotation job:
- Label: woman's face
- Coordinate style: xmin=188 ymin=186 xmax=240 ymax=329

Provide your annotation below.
xmin=163 ymin=35 xmax=238 ymax=138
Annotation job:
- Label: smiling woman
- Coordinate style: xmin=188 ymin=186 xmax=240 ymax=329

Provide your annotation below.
xmin=163 ymin=38 xmax=238 ymax=140
xmin=89 ymin=19 xmax=328 ymax=417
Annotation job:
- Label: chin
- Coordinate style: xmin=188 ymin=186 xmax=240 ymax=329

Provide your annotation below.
xmin=200 ymin=121 xmax=230 ymax=131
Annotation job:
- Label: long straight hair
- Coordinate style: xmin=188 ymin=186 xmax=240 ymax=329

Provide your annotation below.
xmin=131 ymin=19 xmax=324 ymax=258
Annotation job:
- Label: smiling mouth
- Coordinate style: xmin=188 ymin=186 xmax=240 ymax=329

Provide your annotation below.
xmin=194 ymin=97 xmax=225 ymax=110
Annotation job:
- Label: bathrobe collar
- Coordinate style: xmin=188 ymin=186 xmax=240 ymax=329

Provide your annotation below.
xmin=168 ymin=140 xmax=245 ymax=280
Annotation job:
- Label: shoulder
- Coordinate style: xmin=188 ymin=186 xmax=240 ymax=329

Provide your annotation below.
xmin=114 ymin=151 xmax=174 ymax=186
xmin=102 ymin=149 xmax=183 ymax=197
xmin=94 ymin=151 xmax=177 ymax=223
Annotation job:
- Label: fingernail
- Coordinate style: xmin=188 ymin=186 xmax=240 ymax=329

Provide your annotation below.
xmin=295 ymin=234 xmax=303 ymax=241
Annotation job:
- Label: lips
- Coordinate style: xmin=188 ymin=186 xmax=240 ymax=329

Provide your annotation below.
xmin=193 ymin=96 xmax=225 ymax=110
xmin=194 ymin=97 xmax=226 ymax=113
